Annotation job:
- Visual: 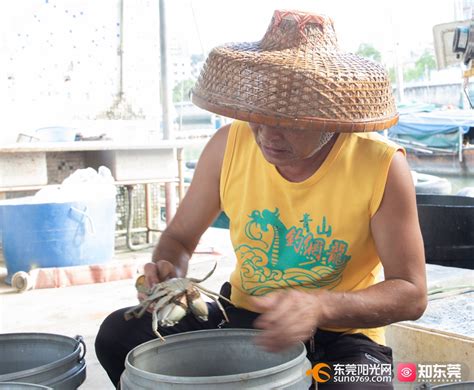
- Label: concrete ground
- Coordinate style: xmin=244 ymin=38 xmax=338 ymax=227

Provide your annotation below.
xmin=0 ymin=227 xmax=236 ymax=389
xmin=0 ymin=226 xmax=472 ymax=389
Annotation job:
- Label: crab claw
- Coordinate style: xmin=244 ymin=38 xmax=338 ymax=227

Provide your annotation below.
xmin=158 ymin=296 xmax=187 ymax=327
xmin=187 ymin=288 xmax=209 ymax=321
xmin=135 ymin=275 xmax=148 ymax=294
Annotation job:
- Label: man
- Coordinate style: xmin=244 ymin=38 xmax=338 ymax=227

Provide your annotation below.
xmin=96 ymin=10 xmax=427 ymax=388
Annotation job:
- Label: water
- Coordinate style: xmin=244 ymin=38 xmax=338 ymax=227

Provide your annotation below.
xmin=442 ymin=174 xmax=474 ymax=194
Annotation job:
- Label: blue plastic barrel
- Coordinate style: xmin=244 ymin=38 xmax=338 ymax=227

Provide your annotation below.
xmin=1 ymin=197 xmax=116 ymax=284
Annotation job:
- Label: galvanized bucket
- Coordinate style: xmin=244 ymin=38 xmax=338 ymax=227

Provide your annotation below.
xmin=432 ymin=382 xmax=474 ymax=389
xmin=0 ymin=333 xmax=86 ymax=390
xmin=121 ymin=329 xmax=313 ymax=389
xmin=0 ymin=383 xmax=52 ymax=390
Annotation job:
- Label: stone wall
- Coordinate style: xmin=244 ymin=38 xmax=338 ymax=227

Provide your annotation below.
xmin=399 ymin=82 xmax=465 ymax=107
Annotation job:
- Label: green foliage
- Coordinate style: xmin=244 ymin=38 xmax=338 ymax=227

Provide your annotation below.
xmin=173 ymin=79 xmax=196 ymax=103
xmin=403 ymin=50 xmax=436 ymax=82
xmin=388 ymin=67 xmax=396 ymax=84
xmin=404 ymin=67 xmax=422 ymax=82
xmin=356 ymin=43 xmax=382 ymax=63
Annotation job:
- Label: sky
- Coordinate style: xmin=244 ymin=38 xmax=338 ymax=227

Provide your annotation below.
xmin=167 ymin=0 xmax=469 ymax=65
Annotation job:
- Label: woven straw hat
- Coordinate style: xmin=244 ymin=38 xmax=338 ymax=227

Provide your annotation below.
xmin=192 ymin=10 xmax=398 ymax=132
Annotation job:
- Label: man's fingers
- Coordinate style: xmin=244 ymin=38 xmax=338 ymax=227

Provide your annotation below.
xmin=250 ymin=293 xmax=279 ymax=312
xmin=155 ymin=259 xmax=178 ymax=281
xmin=255 ymin=323 xmax=312 ymax=351
xmin=254 ymin=291 xmax=295 ymax=327
xmin=143 ymin=260 xmax=178 ymax=289
xmin=143 ymin=262 xmax=160 ymax=288
xmin=137 ymin=292 xmax=147 ymax=303
xmin=253 ymin=291 xmax=319 ymax=352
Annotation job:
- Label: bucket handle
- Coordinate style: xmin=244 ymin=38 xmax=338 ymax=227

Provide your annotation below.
xmin=70 ymin=206 xmax=95 ymax=235
xmin=74 ymin=335 xmax=87 ymax=362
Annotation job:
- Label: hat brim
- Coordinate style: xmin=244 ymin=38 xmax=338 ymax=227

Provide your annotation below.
xmin=192 ymin=92 xmax=399 ymax=132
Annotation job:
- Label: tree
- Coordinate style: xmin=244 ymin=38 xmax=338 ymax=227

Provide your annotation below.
xmin=173 ymin=79 xmax=196 ymax=103
xmin=403 ymin=50 xmax=436 ymax=82
xmin=415 ymin=50 xmax=436 ymax=76
xmin=388 ymin=67 xmax=396 ymax=84
xmin=356 ymin=43 xmax=382 ymax=63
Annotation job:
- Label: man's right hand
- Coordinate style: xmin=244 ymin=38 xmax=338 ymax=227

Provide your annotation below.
xmin=138 ymin=260 xmax=179 ymax=303
xmin=144 ymin=260 xmax=179 ymax=287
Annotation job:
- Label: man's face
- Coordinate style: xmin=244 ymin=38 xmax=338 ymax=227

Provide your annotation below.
xmin=249 ymin=122 xmax=326 ymax=166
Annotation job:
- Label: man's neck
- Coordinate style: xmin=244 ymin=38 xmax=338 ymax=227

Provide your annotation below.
xmin=276 ymin=134 xmax=339 ymax=183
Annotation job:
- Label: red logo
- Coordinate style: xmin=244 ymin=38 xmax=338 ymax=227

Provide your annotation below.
xmin=397 ymin=363 xmax=417 ymax=382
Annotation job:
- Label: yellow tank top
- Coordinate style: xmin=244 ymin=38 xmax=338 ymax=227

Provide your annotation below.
xmin=220 ymin=121 xmax=402 ymax=344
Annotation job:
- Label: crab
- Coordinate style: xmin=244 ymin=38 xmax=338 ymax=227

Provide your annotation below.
xmin=124 ymin=263 xmax=231 ymax=340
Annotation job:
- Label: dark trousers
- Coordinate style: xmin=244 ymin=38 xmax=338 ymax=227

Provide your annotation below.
xmin=95 ymin=283 xmax=393 ymax=389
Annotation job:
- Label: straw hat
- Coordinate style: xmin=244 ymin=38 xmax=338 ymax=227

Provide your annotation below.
xmin=192 ymin=10 xmax=398 ymax=132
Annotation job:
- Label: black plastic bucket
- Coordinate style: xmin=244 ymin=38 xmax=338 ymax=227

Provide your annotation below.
xmin=417 ymin=195 xmax=474 ymax=269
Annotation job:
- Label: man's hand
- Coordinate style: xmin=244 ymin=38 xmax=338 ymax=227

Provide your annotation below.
xmin=251 ymin=290 xmax=323 ymax=352
xmin=138 ymin=260 xmax=180 ymax=303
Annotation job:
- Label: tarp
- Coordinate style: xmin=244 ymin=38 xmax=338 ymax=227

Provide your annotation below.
xmin=388 ymin=109 xmax=474 ymax=149
xmin=389 ymin=109 xmax=474 ymax=136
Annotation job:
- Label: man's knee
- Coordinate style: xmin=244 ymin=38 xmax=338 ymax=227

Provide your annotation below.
xmin=95 ymin=309 xmax=126 ymax=361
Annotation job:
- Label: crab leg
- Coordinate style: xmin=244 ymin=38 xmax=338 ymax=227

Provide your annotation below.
xmin=124 ymin=301 xmax=152 ymax=320
xmin=136 ymin=300 xmax=154 ymax=318
xmin=188 ymin=262 xmax=217 ymax=284
xmin=198 ymin=287 xmax=230 ymax=322
xmin=152 ymin=309 xmax=166 ymax=341
xmin=145 ymin=288 xmax=170 ymax=301
xmin=195 ymin=284 xmax=233 ymax=305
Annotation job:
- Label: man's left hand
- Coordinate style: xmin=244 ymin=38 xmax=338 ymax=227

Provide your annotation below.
xmin=251 ymin=290 xmax=323 ymax=352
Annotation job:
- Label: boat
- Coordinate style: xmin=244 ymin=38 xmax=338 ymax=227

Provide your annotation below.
xmin=389 ymin=109 xmax=474 ymax=175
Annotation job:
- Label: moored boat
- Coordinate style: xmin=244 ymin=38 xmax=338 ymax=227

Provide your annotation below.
xmin=389 ymin=109 xmax=474 ymax=175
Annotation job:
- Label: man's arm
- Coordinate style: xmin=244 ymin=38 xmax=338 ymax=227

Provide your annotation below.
xmin=315 ymin=151 xmax=427 ymax=327
xmin=143 ymin=125 xmax=230 ymax=285
xmin=253 ymin=152 xmax=427 ymax=350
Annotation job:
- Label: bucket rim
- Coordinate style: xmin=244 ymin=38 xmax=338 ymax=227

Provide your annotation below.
xmin=124 ymin=328 xmax=309 ymax=384
xmin=0 ymin=382 xmax=52 ymax=389
xmin=0 ymin=333 xmax=83 ymax=383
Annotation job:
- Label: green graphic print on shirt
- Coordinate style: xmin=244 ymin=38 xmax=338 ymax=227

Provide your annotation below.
xmin=236 ymin=208 xmax=351 ymax=295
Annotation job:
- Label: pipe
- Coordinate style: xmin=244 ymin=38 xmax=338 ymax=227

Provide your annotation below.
xmin=125 ymin=185 xmax=154 ymax=251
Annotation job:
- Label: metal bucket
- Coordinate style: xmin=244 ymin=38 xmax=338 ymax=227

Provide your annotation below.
xmin=121 ymin=329 xmax=313 ymax=389
xmin=0 ymin=333 xmax=86 ymax=390
xmin=432 ymin=382 xmax=474 ymax=389
xmin=0 ymin=383 xmax=52 ymax=389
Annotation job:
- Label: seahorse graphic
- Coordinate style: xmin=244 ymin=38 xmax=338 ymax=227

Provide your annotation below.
xmin=247 ymin=208 xmax=287 ymax=268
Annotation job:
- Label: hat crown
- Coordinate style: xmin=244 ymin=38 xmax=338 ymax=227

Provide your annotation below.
xmin=260 ymin=10 xmax=338 ymax=51
xmin=192 ymin=9 xmax=398 ymax=132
